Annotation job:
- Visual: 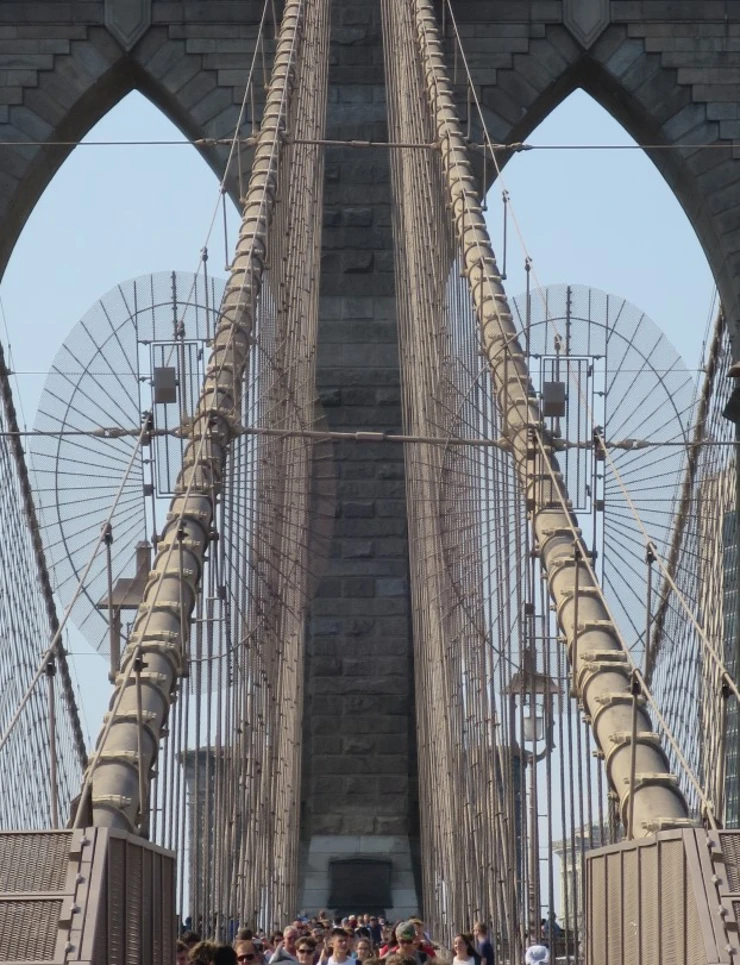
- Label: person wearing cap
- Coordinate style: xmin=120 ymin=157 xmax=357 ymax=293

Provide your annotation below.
xmin=408 ymin=920 xmax=434 ymax=960
xmin=381 ymin=922 xmax=428 ymax=965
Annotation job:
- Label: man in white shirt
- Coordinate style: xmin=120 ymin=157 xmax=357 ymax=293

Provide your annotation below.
xmin=271 ymin=928 xmax=300 ymax=965
xmin=321 ymin=928 xmax=353 ymax=965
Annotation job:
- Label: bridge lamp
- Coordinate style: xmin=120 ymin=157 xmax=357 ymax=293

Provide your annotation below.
xmin=505 ymin=648 xmax=562 ymax=937
xmin=505 ymin=647 xmax=561 ymax=763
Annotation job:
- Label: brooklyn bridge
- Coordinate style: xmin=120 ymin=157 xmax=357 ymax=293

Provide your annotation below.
xmin=1 ymin=1 xmax=740 ymax=962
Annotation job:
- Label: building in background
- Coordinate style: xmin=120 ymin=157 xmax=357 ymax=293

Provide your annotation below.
xmin=553 ymin=824 xmax=610 ymax=934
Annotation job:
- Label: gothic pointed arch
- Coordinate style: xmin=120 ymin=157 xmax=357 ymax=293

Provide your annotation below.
xmin=0 ymin=20 xmax=259 ymax=278
xmin=470 ymin=21 xmax=740 ymax=338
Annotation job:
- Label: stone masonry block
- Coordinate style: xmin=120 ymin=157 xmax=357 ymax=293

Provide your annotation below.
xmin=342 ymin=500 xmax=375 ymax=519
xmin=705 ymin=174 xmax=740 ymax=216
xmin=350 ymin=696 xmax=409 ymax=716
xmin=707 ymin=103 xmax=739 ymax=121
xmin=0 ymin=88 xmax=23 ymax=106
xmin=377 ymin=734 xmax=408 ymax=754
xmin=309 ymin=835 xmax=362 ymax=854
xmin=341 ymin=388 xmax=377 ymax=406
xmin=159 ymin=52 xmax=201 ymax=94
xmin=341 ymin=578 xmax=375 ymax=598
xmin=633 ymin=66 xmax=691 ymax=122
xmin=342 ymin=518 xmax=406 ymax=538
xmin=693 ymin=84 xmax=740 ymax=103
xmin=376 ymin=577 xmax=408 ymax=597
xmin=341 ymin=539 xmax=374 ymax=558
xmin=693 ymin=151 xmax=738 ymax=192
xmin=18 ymin=25 xmax=87 ymax=39
xmin=189 ymin=84 xmax=233 ymax=125
xmin=6 ymin=91 xmax=43 ymax=124
xmin=341 ymin=716 xmax=407 ymax=736
xmin=376 ymin=500 xmax=407 ymax=518
xmin=342 ymin=464 xmax=378 ymax=482
xmin=342 ymin=250 xmax=374 ymax=273
xmin=604 ymin=37 xmax=644 ymax=77
xmin=342 ymin=296 xmax=375 ymax=318
xmin=720 ymin=121 xmax=740 ymax=140
xmin=144 ymin=37 xmax=185 ymax=77
xmin=0 ymin=54 xmax=53 ymax=69
xmin=177 ymin=69 xmax=217 ymax=110
xmin=679 ymin=68 xmax=740 ymax=85
xmin=344 ymin=775 xmax=380 ymax=796
xmin=342 ymin=737 xmax=374 ymax=755
xmin=662 ymin=102 xmax=707 ymax=139
xmin=314 ymin=736 xmax=343 ymax=755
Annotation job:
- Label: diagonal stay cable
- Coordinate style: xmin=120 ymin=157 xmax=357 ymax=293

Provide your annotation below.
xmin=0 ymin=414 xmax=149 ymax=757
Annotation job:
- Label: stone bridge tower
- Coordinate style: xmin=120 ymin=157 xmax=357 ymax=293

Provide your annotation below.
xmin=2 ymin=0 xmax=740 ymax=917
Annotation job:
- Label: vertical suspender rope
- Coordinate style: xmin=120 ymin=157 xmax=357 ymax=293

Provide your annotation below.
xmin=89 ymin=0 xmax=309 ymax=832
xmin=411 ymin=0 xmax=690 ymax=836
xmin=46 ymin=658 xmax=59 ymax=829
xmin=0 ymin=342 xmax=88 ymax=771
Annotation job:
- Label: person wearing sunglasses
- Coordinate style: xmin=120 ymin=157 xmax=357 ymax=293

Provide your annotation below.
xmin=367 ymin=919 xmax=382 ymax=946
xmin=384 ymin=922 xmax=428 ymax=965
xmin=296 ymin=938 xmax=317 ymax=965
xmin=236 ymin=940 xmax=262 ymax=965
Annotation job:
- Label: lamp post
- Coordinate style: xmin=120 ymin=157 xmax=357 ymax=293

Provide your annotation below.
xmin=505 ymin=647 xmax=560 ymax=943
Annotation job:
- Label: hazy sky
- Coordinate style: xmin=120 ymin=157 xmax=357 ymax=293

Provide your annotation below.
xmin=0 ymin=87 xmax=717 ymax=744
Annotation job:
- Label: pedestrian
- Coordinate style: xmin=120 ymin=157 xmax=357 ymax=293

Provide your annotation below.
xmin=451 ymin=934 xmax=479 ymax=965
xmin=542 ymin=913 xmax=562 ymax=942
xmin=384 ymin=955 xmax=416 ymax=965
xmin=472 ymin=923 xmax=494 ymax=965
xmin=323 ymin=927 xmax=353 ymax=965
xmin=523 ymin=943 xmax=549 ymax=964
xmin=236 ymin=939 xmax=262 ymax=965
xmin=215 ymin=948 xmax=238 ymax=965
xmin=184 ymin=931 xmax=203 ymax=951
xmin=386 ymin=921 xmax=428 ymax=965
xmin=356 ymin=937 xmax=374 ymax=962
xmin=190 ymin=942 xmax=221 ymax=964
xmin=271 ymin=928 xmax=300 ymax=965
xmin=296 ymin=937 xmax=318 ymax=965
xmin=409 ymin=920 xmax=434 ymax=959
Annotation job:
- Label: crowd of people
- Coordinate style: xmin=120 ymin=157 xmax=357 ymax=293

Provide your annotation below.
xmin=176 ymin=912 xmax=556 ymax=965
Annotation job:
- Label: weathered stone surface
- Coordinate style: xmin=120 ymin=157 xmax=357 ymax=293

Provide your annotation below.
xmin=563 ymin=0 xmax=610 ymax=49
xmin=104 ymin=0 xmax=151 ymax=52
xmin=3 ymin=0 xmax=740 ymax=915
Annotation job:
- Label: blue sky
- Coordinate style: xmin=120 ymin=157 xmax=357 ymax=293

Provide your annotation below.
xmin=0 ymin=87 xmax=717 ymax=744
